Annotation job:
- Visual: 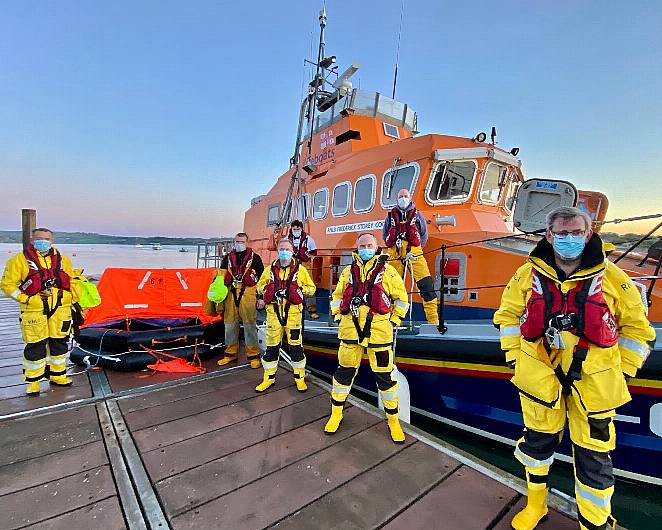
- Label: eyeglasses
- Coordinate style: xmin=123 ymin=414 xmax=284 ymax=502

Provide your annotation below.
xmin=550 ymin=230 xmax=586 ymax=237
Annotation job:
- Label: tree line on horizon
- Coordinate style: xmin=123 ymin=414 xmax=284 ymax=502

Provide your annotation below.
xmin=0 ymin=230 xmax=228 ymax=246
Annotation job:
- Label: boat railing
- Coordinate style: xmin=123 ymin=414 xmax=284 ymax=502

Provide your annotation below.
xmin=196 ymin=239 xmax=235 ymax=269
xmin=306 ymin=89 xmax=418 ymax=138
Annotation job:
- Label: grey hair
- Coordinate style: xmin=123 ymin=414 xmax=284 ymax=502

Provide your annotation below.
xmin=277 ymin=238 xmax=294 ymax=249
xmin=545 ymin=207 xmax=592 ymax=231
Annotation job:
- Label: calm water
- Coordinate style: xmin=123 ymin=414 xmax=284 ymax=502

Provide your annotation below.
xmin=0 ymin=243 xmax=200 ymax=277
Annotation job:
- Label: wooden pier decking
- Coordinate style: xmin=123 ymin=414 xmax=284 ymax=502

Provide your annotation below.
xmin=0 ymin=296 xmax=580 ymax=529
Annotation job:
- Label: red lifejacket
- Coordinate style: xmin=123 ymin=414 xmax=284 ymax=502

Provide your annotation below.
xmin=19 ymin=246 xmax=71 ymax=297
xmin=339 ymin=256 xmax=391 ymax=315
xmin=384 ymin=207 xmax=422 ymax=248
xmin=520 ymin=270 xmax=618 ymax=348
xmin=224 ymin=249 xmax=258 ymax=287
xmin=288 ymin=231 xmax=313 ymax=263
xmin=262 ymin=259 xmax=304 ymax=306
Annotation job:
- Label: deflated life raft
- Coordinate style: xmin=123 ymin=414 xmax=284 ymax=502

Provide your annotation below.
xmin=70 ymin=268 xmax=224 ymax=371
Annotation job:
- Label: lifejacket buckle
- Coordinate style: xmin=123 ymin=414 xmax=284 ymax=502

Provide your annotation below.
xmin=549 ymin=313 xmax=576 ymax=332
xmin=275 ymin=289 xmax=286 ymax=304
xmin=232 ymin=279 xmax=240 ymax=289
xmin=350 ymin=296 xmax=362 ymax=317
xmin=545 ymin=326 xmax=565 ymax=350
xmin=43 ymin=278 xmax=57 ymax=289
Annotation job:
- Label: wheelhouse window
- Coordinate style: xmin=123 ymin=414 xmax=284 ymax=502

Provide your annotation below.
xmin=332 ymin=182 xmax=351 ymax=217
xmin=427 ymin=160 xmax=476 ymax=202
xmin=353 ymin=174 xmax=376 ymax=213
xmin=504 ymin=177 xmax=520 ymax=211
xmin=292 ymin=193 xmax=310 ymax=222
xmin=383 ymin=123 xmax=400 ymax=139
xmin=312 ymin=189 xmax=328 ymax=220
xmin=480 ymin=162 xmax=507 ymax=204
xmin=267 ymin=204 xmax=281 ymax=226
xmin=381 ymin=163 xmax=418 ymax=207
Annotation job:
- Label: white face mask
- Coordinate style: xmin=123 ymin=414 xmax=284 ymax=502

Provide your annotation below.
xmin=235 ymin=243 xmax=246 ymax=252
xmin=291 ymin=229 xmax=302 ymax=237
xmin=397 ymin=197 xmax=410 ymax=209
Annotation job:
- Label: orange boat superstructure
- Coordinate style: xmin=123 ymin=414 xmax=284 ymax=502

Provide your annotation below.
xmin=243 ymin=85 xmax=661 ymax=323
xmin=242 ymin=9 xmax=660 ymax=324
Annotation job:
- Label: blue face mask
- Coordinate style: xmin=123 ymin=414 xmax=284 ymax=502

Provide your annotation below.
xmin=33 ymin=239 xmax=52 ymax=253
xmin=358 ymin=248 xmax=376 ymax=261
xmin=278 ymin=250 xmax=293 ymax=262
xmin=553 ymin=234 xmax=586 ymax=260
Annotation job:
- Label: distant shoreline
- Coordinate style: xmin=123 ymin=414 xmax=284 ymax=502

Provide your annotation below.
xmin=0 ymin=230 xmax=229 ymax=246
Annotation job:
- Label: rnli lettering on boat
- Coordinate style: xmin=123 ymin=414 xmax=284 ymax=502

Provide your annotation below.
xmin=326 ymin=220 xmax=385 ymax=235
xmin=306 ymin=147 xmax=336 ymax=167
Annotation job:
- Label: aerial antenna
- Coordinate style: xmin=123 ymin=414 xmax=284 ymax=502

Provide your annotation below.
xmin=391 ymin=0 xmax=405 ymax=99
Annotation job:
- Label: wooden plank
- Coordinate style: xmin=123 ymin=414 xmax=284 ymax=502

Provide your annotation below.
xmin=158 ymin=405 xmax=380 ymax=517
xmin=0 ymin=377 xmax=92 ymax=416
xmin=0 ymin=406 xmax=100 ymax=466
xmin=0 ymin=358 xmax=22 ymax=368
xmin=0 ymin=373 xmax=24 ymax=386
xmin=119 ymin=368 xmax=258 ymax=413
xmin=275 ymin=441 xmax=462 ymax=530
xmin=381 ymin=466 xmax=518 ymax=530
xmin=0 ymin=365 xmax=21 ymax=376
xmin=0 ymin=441 xmax=107 ymax=496
xmin=124 ymin=376 xmax=293 ymax=431
xmin=22 ymin=496 xmax=127 ymax=530
xmin=171 ymin=422 xmax=414 ymax=530
xmin=144 ymin=393 xmax=334 ymax=482
xmin=0 ymin=465 xmax=116 ymax=530
xmin=132 ymin=385 xmax=325 ymax=452
xmin=492 ymin=497 xmax=577 ymax=530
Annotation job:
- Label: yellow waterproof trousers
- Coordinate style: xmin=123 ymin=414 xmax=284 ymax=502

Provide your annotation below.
xmin=262 ymin=303 xmax=305 ymax=380
xmin=221 ymin=285 xmax=259 ymax=362
xmin=20 ymin=304 xmax=72 ymax=383
xmin=330 ymin=341 xmax=399 ymax=414
xmin=515 ymin=393 xmax=617 ymax=530
xmin=386 ymin=245 xmax=438 ymax=324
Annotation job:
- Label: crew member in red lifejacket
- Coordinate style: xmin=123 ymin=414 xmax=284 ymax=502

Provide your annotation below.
xmin=324 ymin=233 xmax=410 ymax=443
xmin=382 ymin=188 xmax=438 ymax=325
xmin=255 ymin=238 xmax=316 ymax=393
xmin=1 ymin=228 xmax=80 ymax=395
xmin=288 ymin=220 xmax=319 ymax=320
xmin=215 ymin=232 xmax=264 ymax=369
xmin=494 ymin=207 xmax=655 ymax=530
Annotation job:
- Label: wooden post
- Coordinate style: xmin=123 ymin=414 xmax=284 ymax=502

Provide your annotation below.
xmin=22 ymin=209 xmax=36 ymax=250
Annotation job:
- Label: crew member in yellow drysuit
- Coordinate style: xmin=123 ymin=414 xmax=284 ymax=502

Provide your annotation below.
xmin=494 ymin=207 xmax=655 ymax=530
xmin=324 ymin=233 xmax=410 ymax=443
xmin=382 ymin=188 xmax=438 ymax=324
xmin=255 ymin=239 xmax=316 ymax=393
xmin=216 ymin=232 xmax=264 ymax=369
xmin=1 ymin=228 xmax=79 ymax=395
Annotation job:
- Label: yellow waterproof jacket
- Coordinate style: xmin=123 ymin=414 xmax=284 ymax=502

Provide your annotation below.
xmin=256 ymin=259 xmax=316 ymax=317
xmin=494 ymin=235 xmax=655 ymax=412
xmin=331 ymin=253 xmax=409 ymax=346
xmin=1 ymin=249 xmax=79 ymax=313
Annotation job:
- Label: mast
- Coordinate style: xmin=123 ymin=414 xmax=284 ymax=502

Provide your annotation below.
xmin=278 ymin=7 xmax=329 ymax=235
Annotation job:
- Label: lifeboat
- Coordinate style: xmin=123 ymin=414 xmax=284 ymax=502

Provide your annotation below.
xmin=244 ymin=13 xmax=662 ymax=483
xmin=70 ymin=268 xmax=224 ymax=371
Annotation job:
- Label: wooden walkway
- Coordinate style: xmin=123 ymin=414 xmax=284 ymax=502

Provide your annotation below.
xmin=0 ymin=297 xmax=580 ymax=529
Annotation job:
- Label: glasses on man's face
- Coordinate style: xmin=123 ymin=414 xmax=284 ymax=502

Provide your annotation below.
xmin=551 ymin=230 xmax=586 ymax=237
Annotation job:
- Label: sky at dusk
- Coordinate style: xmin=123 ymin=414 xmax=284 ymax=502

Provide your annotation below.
xmin=1 ymin=1 xmax=660 ymax=237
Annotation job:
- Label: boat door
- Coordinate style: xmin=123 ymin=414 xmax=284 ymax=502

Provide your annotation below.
xmin=512 ymin=178 xmax=578 ymax=233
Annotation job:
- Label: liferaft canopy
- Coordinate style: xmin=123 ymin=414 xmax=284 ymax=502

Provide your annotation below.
xmin=82 ymin=268 xmax=218 ymax=326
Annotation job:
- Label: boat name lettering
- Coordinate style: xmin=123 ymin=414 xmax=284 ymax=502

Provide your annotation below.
xmin=326 ymin=220 xmax=385 ymax=235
